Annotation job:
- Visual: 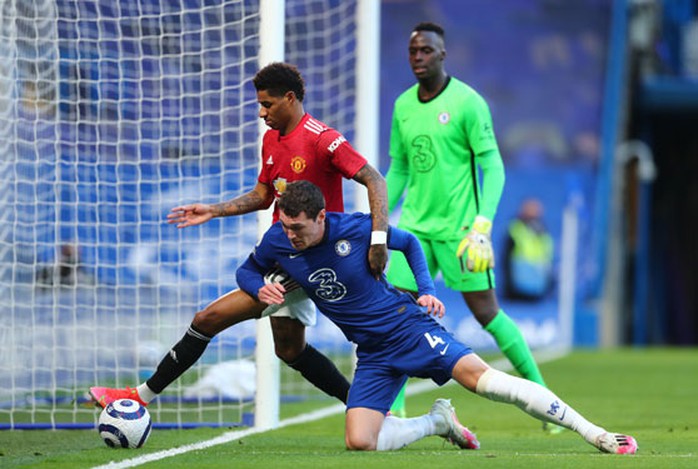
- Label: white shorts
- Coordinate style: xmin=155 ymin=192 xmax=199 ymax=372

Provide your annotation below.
xmin=260 ymin=267 xmax=316 ymax=327
xmin=261 ymin=288 xmax=317 ymax=327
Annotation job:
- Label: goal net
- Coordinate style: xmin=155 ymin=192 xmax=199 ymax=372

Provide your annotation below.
xmin=0 ymin=0 xmax=361 ymax=430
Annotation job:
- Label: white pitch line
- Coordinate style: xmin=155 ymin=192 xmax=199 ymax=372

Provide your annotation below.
xmin=91 ymin=403 xmax=347 ymax=469
xmin=91 ymin=350 xmax=567 ymax=469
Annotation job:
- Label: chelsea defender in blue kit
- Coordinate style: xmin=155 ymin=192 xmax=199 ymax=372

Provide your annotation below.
xmin=240 ymin=200 xmax=470 ymax=412
xmin=237 ymin=181 xmax=638 ymax=454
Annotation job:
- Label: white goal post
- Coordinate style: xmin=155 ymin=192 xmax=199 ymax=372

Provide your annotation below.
xmin=0 ymin=0 xmax=377 ymax=430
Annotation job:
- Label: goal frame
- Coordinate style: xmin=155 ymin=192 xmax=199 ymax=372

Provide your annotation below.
xmin=0 ymin=0 xmax=378 ymax=431
xmin=253 ymin=0 xmax=379 ymax=430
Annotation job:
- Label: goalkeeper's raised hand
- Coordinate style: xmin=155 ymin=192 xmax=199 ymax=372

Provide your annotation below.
xmin=456 ymin=215 xmax=495 ymax=273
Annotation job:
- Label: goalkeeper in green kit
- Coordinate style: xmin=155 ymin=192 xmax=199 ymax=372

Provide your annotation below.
xmin=385 ymin=22 xmax=555 ymax=431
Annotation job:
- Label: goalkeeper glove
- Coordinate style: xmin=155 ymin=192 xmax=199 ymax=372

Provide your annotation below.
xmin=456 ymin=215 xmax=495 ymax=273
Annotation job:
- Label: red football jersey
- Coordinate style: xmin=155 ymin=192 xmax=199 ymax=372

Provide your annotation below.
xmin=258 ymin=113 xmax=367 ymax=222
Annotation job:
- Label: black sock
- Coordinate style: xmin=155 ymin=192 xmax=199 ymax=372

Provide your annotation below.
xmin=286 ymin=344 xmax=350 ymax=404
xmin=146 ymin=324 xmax=212 ymax=394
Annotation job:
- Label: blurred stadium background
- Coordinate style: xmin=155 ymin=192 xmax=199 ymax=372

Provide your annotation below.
xmin=1 ymin=0 xmax=696 ymax=430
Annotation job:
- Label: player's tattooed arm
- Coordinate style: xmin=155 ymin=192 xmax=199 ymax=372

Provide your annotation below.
xmin=211 ymin=183 xmax=273 ymax=217
xmin=353 ymin=164 xmax=389 ymax=278
xmin=168 ymin=183 xmax=273 ymax=228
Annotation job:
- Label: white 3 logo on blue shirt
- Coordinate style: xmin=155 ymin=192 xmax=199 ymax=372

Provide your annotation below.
xmin=308 ymin=268 xmax=347 ymax=302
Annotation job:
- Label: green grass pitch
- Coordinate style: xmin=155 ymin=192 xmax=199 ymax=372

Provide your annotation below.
xmin=1 ymin=348 xmax=696 ymax=468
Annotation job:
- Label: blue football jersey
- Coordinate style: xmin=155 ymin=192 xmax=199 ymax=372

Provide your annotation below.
xmin=237 ymin=212 xmax=437 ymax=348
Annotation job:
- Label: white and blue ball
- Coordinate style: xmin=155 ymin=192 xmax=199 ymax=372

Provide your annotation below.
xmin=98 ymin=398 xmax=152 ymax=449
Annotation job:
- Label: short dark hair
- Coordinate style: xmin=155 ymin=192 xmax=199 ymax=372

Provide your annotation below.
xmin=253 ymin=62 xmax=305 ymax=101
xmin=412 ymin=22 xmax=445 ymax=40
xmin=278 ymin=181 xmax=325 ymax=219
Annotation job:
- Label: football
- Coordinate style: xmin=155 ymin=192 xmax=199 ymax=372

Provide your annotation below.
xmin=98 ymin=398 xmax=152 ymax=449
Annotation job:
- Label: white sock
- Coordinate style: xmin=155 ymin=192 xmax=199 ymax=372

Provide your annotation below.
xmin=376 ymin=415 xmax=437 ymax=451
xmin=137 ymin=383 xmax=157 ymax=403
xmin=476 ymin=368 xmax=606 ymax=445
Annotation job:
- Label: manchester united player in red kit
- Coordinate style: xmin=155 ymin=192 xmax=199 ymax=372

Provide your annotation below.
xmin=89 ymin=62 xmax=389 ymax=408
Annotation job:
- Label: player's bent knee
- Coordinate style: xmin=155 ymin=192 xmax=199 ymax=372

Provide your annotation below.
xmin=274 ymin=342 xmax=305 ymax=363
xmin=191 ymin=308 xmax=222 ymax=336
xmin=476 ymin=309 xmax=499 ymax=327
xmin=192 ymin=305 xmax=246 ymax=336
xmin=345 ymin=434 xmax=376 ymax=451
xmin=452 ymin=354 xmax=491 ymax=391
xmin=192 ymin=293 xmax=265 ymax=336
xmin=270 ymin=317 xmax=307 ymax=362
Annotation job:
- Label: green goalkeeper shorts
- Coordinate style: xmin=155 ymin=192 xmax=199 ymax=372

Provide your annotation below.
xmin=386 ymin=236 xmax=495 ymax=292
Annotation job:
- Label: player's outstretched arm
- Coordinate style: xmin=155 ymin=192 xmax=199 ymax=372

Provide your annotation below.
xmin=387 ymin=226 xmax=436 ymax=295
xmin=353 ymin=164 xmax=389 ymax=278
xmin=167 ymin=182 xmax=274 ymax=228
xmin=389 ymin=226 xmax=445 ymax=316
xmin=167 ymin=203 xmax=216 ymax=228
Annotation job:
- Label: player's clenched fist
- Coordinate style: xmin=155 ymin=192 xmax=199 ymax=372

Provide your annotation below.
xmin=456 ymin=215 xmax=495 ymax=273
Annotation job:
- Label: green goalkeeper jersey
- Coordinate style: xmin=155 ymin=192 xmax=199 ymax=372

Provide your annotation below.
xmin=387 ymin=77 xmax=505 ymax=240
